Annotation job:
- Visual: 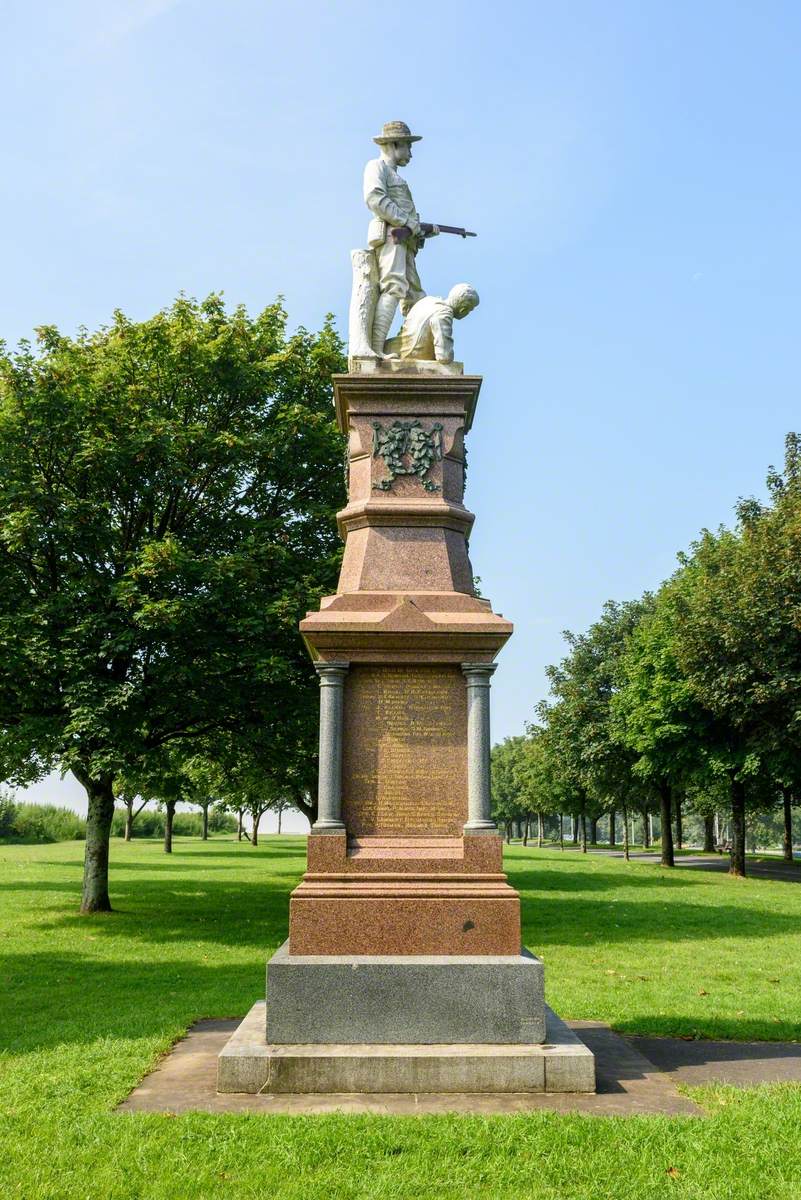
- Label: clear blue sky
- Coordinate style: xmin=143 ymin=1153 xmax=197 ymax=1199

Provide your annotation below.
xmin=4 ymin=1 xmax=800 ymax=820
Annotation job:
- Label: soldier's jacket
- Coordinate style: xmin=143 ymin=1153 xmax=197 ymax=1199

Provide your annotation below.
xmin=363 ymin=157 xmax=420 ymax=249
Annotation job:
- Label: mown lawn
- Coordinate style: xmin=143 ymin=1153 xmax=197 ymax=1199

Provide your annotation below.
xmin=2 ymin=837 xmax=801 ymax=1200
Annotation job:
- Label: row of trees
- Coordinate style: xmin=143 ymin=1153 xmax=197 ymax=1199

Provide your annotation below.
xmin=0 ymin=296 xmax=346 ymax=910
xmin=117 ymin=762 xmax=294 ymax=847
xmin=493 ymin=436 xmax=801 ymax=877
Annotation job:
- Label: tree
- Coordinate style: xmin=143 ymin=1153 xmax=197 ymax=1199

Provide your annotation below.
xmin=114 ymin=779 xmax=150 ymax=842
xmin=272 ymin=795 xmax=292 ymax=834
xmin=491 ymin=736 xmax=528 ymax=840
xmin=612 ymin=592 xmax=713 ymax=869
xmin=664 ymin=434 xmax=801 ymax=877
xmin=539 ymin=600 xmax=650 ymax=857
xmin=0 ymin=296 xmax=346 ymax=910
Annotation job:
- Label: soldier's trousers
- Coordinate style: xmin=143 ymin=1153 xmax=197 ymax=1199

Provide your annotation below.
xmin=376 ymin=237 xmax=425 ymax=315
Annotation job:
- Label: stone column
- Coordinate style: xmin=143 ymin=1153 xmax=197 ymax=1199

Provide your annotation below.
xmin=462 ymin=663 xmax=497 ymax=833
xmin=312 ymin=662 xmax=349 ymax=833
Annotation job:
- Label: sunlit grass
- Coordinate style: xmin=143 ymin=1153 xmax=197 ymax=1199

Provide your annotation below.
xmin=1 ymin=836 xmax=800 ymax=1199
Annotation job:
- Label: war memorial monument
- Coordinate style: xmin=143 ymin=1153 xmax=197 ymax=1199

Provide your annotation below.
xmin=217 ymin=122 xmax=596 ymax=1096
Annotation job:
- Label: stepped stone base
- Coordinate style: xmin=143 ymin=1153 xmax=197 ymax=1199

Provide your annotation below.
xmin=266 ymin=941 xmax=544 ymax=1044
xmin=217 ymin=1002 xmax=595 ymax=1094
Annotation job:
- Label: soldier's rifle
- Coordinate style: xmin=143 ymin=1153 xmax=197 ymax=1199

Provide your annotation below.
xmin=389 ymin=223 xmax=477 ymax=243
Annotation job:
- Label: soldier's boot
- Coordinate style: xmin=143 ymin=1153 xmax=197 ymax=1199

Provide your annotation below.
xmin=371 ymin=293 xmax=399 ymax=357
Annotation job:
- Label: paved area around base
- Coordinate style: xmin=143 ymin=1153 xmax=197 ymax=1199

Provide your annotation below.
xmin=626 ymin=1034 xmax=801 ymax=1086
xmin=118 ymin=1018 xmax=705 ymax=1116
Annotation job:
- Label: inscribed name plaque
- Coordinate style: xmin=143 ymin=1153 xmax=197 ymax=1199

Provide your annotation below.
xmin=342 ymin=664 xmax=467 ymax=836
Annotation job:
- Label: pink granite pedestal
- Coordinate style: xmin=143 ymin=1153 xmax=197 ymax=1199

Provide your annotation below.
xmin=218 ymin=367 xmax=595 ymax=1094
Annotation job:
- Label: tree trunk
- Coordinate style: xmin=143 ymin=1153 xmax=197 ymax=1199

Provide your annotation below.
xmin=609 ymin=810 xmax=616 ymax=847
xmin=164 ymin=799 xmax=175 ymax=854
xmin=348 ymin=248 xmax=379 ymax=357
xmin=537 ymin=812 xmax=544 ymax=848
xmin=642 ymin=807 xmax=651 ymax=848
xmin=522 ymin=815 xmax=529 ymax=847
xmin=658 ymin=783 xmax=674 ymax=868
xmin=589 ymin=816 xmax=598 ymax=846
xmin=572 ymin=815 xmax=579 ymax=845
xmin=782 ymin=787 xmax=794 ymax=863
xmin=77 ymin=772 xmax=115 ymax=914
xmin=201 ymin=802 xmax=209 ymax=841
xmin=580 ymin=810 xmax=587 ymax=854
xmin=674 ymin=793 xmax=683 ymax=850
xmin=730 ymin=778 xmax=747 ymax=877
xmin=124 ymin=797 xmax=134 ymax=842
xmin=237 ymin=808 xmax=244 ymax=841
xmin=703 ymin=812 xmax=715 ymax=853
xmin=559 ymin=813 xmax=564 ymax=850
xmin=622 ymin=800 xmax=630 ymax=862
xmin=252 ymin=808 xmax=263 ymax=846
xmin=277 ymin=807 xmax=283 ymax=835
xmin=505 ymin=820 xmax=512 ymax=844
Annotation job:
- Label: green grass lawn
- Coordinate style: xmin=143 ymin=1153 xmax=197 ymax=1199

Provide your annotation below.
xmin=2 ymin=837 xmax=801 ymax=1200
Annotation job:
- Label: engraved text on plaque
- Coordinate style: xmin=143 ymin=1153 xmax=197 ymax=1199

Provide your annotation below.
xmin=342 ymin=664 xmax=467 ymax=836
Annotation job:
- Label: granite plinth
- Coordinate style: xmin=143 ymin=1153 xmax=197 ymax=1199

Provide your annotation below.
xmin=288 ymin=877 xmax=521 ymax=955
xmin=265 ymin=941 xmax=543 ymax=1044
xmin=217 ymin=1002 xmax=595 ymax=1094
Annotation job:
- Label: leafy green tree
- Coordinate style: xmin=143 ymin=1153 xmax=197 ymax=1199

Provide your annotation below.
xmin=612 ymin=594 xmax=712 ymax=868
xmin=490 ymin=736 xmax=528 ymax=840
xmin=664 ymin=437 xmax=801 ymax=877
xmin=618 ymin=434 xmax=801 ymax=877
xmin=114 ymin=778 xmax=150 ymax=843
xmin=539 ymin=600 xmax=650 ymax=856
xmin=0 ymin=295 xmax=345 ymax=910
xmin=514 ymin=728 xmax=561 ymax=845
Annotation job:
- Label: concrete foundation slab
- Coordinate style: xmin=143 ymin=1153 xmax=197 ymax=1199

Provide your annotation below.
xmin=217 ymin=1002 xmax=595 ymax=1094
xmin=118 ymin=1017 xmax=703 ymax=1116
xmin=266 ymin=940 xmax=545 ymax=1045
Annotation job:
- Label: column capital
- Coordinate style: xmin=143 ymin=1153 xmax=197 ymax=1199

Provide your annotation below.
xmin=314 ymin=661 xmax=349 ymax=683
xmin=461 ymin=663 xmax=497 ymax=685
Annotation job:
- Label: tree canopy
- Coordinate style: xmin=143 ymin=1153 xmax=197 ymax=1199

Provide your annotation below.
xmin=501 ymin=435 xmax=801 ymax=876
xmin=0 ymin=295 xmax=346 ymax=909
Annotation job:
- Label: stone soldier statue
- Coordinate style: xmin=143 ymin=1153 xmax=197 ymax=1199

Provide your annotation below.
xmin=362 ymin=121 xmax=437 ymax=354
xmin=347 ymin=122 xmax=477 ymax=363
xmin=384 ymin=284 xmax=480 ymax=365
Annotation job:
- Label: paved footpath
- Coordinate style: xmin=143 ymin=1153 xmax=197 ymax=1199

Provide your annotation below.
xmin=555 ymin=846 xmax=801 ymax=883
xmin=118 ymin=1019 xmax=801 ymax=1118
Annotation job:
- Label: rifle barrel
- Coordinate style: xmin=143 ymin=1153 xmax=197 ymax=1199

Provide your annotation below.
xmin=426 ymin=223 xmax=477 ymax=238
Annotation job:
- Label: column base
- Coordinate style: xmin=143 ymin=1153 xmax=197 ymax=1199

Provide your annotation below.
xmin=288 ymin=878 xmax=521 ymax=955
xmin=217 ymin=1002 xmax=595 ymax=1094
xmin=266 ymin=940 xmax=544 ymax=1044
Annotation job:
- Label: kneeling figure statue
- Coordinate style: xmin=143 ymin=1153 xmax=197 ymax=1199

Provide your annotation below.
xmin=384 ymin=284 xmax=480 ymax=364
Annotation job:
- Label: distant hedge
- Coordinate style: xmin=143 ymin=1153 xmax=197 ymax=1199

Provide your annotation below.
xmin=111 ymin=807 xmax=237 ymax=838
xmin=0 ymin=797 xmax=238 ymax=843
xmin=0 ymin=798 xmax=86 ymax=842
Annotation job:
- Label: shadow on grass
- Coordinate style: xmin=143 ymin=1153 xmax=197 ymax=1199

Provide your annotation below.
xmin=1 ymin=950 xmax=272 ymax=1054
xmin=508 ymin=862 xmax=707 ymax=894
xmin=2 ymin=872 xmax=796 ymax=959
xmin=614 ymin=1013 xmax=801 ymax=1041
xmin=4 ymin=947 xmax=800 ymax=1053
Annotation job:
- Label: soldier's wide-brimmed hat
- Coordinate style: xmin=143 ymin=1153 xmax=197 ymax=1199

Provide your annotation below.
xmin=373 ymin=120 xmax=422 ymax=145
